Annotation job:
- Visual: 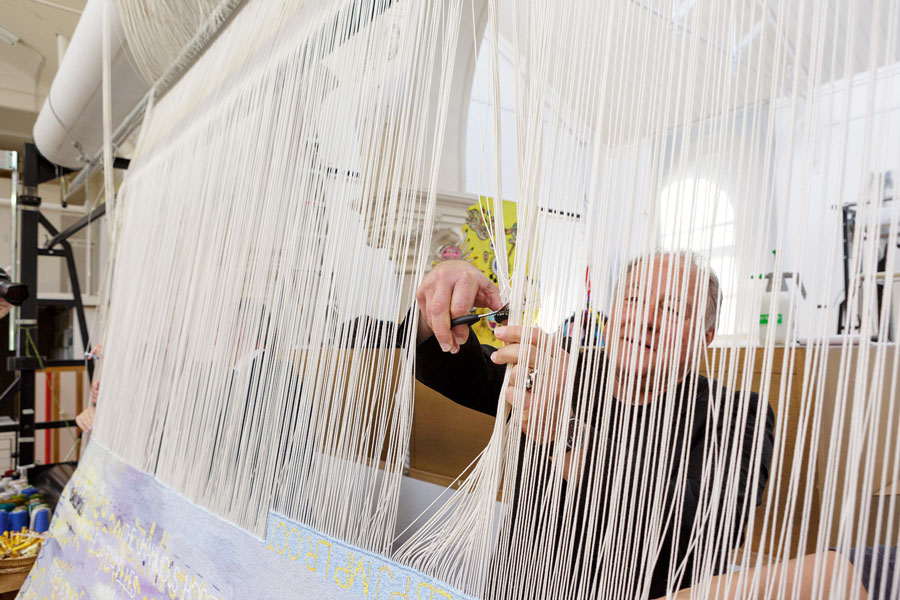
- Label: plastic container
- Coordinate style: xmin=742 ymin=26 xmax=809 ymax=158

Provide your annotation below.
xmin=759 ymin=290 xmax=793 ymax=345
xmin=757 ymin=270 xmax=807 ymax=346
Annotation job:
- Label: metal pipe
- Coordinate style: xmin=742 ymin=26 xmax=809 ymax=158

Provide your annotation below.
xmin=0 ymin=420 xmax=78 ymax=434
xmin=44 ymin=203 xmax=106 ymax=249
xmin=6 ymin=151 xmax=18 ymax=352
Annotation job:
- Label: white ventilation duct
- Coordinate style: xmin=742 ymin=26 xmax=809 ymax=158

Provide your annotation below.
xmin=32 ymin=0 xmax=149 ymax=169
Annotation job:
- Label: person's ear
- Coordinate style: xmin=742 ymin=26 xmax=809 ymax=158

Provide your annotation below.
xmin=704 ymin=327 xmax=715 ymax=346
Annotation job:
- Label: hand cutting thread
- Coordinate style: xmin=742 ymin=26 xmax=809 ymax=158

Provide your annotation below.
xmin=449 ymin=303 xmax=510 ymax=327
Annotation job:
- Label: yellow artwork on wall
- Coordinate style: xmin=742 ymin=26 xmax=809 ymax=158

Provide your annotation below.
xmin=434 ymin=197 xmax=517 ymax=345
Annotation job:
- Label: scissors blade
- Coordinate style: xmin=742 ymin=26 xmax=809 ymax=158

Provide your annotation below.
xmin=449 ymin=302 xmax=510 ymax=327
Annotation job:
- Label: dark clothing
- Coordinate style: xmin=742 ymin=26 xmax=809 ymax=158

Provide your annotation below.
xmin=415 ymin=331 xmax=776 ymax=598
xmin=847 ymin=546 xmax=897 ymax=600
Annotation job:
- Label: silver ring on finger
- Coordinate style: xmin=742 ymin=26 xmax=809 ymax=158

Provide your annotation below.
xmin=523 ymin=368 xmax=535 ymax=391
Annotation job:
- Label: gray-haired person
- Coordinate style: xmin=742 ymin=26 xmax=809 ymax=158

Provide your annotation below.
xmin=413 ymin=251 xmax=776 ymax=598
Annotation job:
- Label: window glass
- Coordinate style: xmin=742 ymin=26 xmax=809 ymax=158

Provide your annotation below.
xmin=659 ymin=176 xmax=739 ymax=337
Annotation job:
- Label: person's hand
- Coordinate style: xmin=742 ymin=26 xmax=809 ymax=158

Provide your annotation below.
xmin=75 ymin=405 xmax=96 ymax=433
xmin=415 ymin=260 xmax=503 ymax=352
xmin=0 ymin=299 xmax=12 ymax=320
xmin=87 ymin=344 xmax=102 ymax=405
xmin=491 ymin=325 xmax=572 ymax=445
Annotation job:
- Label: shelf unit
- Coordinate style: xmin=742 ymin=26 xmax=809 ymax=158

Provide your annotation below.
xmin=0 ymin=143 xmax=109 ymax=470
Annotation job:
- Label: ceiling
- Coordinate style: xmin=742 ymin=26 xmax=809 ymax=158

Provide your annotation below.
xmin=0 ymin=0 xmax=85 ymax=159
xmin=0 ymin=0 xmax=896 ymax=175
xmin=494 ymin=0 xmax=896 ymax=146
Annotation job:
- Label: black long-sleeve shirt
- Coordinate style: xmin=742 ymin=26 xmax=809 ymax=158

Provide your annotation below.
xmin=416 ymin=330 xmax=775 ymax=598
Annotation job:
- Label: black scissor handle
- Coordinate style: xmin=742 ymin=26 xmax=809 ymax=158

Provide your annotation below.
xmin=450 ymin=303 xmax=510 ymax=327
xmin=450 ymin=314 xmax=483 ymax=327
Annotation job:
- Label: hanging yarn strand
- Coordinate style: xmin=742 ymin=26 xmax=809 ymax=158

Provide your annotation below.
xmin=25 ymin=0 xmax=900 ymax=599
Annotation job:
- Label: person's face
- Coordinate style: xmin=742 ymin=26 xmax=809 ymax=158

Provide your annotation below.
xmin=611 ymin=256 xmax=713 ymax=388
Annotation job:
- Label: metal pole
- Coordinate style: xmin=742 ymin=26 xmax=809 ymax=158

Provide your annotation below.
xmin=2 ymin=151 xmax=17 ymax=352
xmin=840 ymin=206 xmax=854 ymax=333
xmin=16 ymin=182 xmax=39 ymax=470
xmin=44 ymin=203 xmax=107 ymax=249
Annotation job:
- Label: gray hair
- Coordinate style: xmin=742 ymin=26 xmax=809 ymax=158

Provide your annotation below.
xmin=624 ymin=250 xmax=722 ymax=332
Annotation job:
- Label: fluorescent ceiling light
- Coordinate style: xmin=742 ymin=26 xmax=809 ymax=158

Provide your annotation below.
xmin=0 ymin=25 xmax=21 ymax=46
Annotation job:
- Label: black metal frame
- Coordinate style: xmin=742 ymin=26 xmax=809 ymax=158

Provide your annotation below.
xmin=839 ymin=197 xmax=899 ymax=337
xmin=838 ymin=204 xmax=856 ymax=334
xmin=1 ymin=143 xmax=107 ymax=469
xmin=44 ymin=203 xmax=106 ymax=251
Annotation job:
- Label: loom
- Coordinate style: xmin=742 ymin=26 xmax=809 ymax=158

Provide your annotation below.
xmin=21 ymin=0 xmax=900 ymax=598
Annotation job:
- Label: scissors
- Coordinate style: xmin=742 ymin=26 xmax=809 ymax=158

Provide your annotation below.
xmin=450 ymin=303 xmax=510 ymax=327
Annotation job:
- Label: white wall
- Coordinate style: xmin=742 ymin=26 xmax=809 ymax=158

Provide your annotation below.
xmin=534 ymin=64 xmax=900 ymax=343
xmin=776 ymin=63 xmax=900 ymax=340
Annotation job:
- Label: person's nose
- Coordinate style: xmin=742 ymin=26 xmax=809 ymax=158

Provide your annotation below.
xmin=644 ymin=306 xmax=661 ymax=342
xmin=622 ymin=300 xmax=642 ymax=333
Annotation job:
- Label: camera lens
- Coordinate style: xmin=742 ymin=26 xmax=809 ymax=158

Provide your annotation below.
xmin=0 ymin=282 xmax=28 ymax=306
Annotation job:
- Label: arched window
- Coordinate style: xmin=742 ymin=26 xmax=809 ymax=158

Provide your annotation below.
xmin=659 ymin=177 xmax=739 ymax=338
